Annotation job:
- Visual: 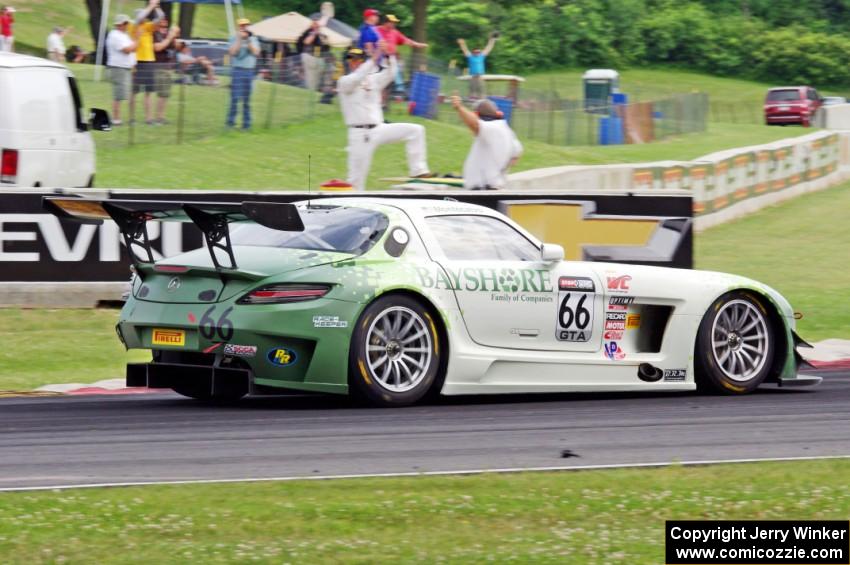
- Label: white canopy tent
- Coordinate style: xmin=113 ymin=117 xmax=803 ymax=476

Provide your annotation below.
xmin=93 ymin=0 xmax=241 ymax=80
xmin=247 ymin=11 xmax=352 ymax=48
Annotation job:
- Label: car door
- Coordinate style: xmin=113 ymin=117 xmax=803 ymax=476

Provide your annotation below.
xmin=424 ymin=214 xmax=603 ymax=352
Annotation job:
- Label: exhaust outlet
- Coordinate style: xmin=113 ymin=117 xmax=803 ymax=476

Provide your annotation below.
xmin=637 ymin=363 xmax=663 ymax=383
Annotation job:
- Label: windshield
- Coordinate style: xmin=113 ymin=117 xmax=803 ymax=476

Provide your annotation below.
xmin=230 ymin=205 xmax=389 ymax=255
xmin=767 ymin=89 xmax=802 ymax=102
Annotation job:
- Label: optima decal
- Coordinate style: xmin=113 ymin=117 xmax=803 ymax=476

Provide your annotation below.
xmin=267 ymin=348 xmax=297 ymax=367
xmin=608 ymin=296 xmax=634 ymax=310
xmin=416 ymin=266 xmax=553 ymax=294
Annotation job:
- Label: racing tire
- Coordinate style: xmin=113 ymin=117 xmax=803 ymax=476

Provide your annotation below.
xmin=695 ymin=291 xmax=775 ymax=394
xmin=349 ymin=295 xmax=443 ymax=407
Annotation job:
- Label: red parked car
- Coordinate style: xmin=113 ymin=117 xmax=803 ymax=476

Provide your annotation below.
xmin=764 ymin=86 xmax=823 ymax=127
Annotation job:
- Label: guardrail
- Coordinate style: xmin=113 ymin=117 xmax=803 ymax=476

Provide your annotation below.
xmin=507 ymin=130 xmax=850 ymax=230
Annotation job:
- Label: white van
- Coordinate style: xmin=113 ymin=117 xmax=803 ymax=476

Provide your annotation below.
xmin=0 ymin=52 xmax=110 ymax=188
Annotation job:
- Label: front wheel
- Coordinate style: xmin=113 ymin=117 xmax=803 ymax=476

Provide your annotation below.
xmin=349 ymin=295 xmax=443 ymax=407
xmin=695 ymin=291 xmax=775 ymax=394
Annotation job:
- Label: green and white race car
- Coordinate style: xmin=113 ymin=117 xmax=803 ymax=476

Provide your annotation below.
xmin=45 ymin=196 xmax=819 ymax=407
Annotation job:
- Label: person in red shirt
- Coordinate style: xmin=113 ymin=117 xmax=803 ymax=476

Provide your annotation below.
xmin=377 ymin=14 xmax=427 ymax=104
xmin=0 ymin=6 xmax=15 ymax=53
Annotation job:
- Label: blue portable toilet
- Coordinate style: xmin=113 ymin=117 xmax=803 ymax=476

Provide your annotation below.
xmin=409 ymin=72 xmax=441 ymax=119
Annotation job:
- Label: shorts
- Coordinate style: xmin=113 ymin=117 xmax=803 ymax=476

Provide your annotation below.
xmin=155 ymin=68 xmax=172 ymax=98
xmin=133 ymin=62 xmax=157 ymax=93
xmin=108 ymin=66 xmax=132 ymax=101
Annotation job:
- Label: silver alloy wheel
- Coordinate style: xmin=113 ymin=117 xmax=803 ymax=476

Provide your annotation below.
xmin=365 ymin=306 xmax=433 ymax=393
xmin=710 ymin=299 xmax=770 ymax=382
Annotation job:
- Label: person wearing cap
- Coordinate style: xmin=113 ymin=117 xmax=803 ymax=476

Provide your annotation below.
xmin=46 ymin=26 xmax=68 ymax=62
xmin=338 ymin=42 xmax=431 ymax=191
xmin=106 ymin=14 xmax=138 ymax=126
xmin=450 ymin=95 xmax=522 ymax=190
xmin=457 ymin=33 xmax=497 ymax=99
xmin=227 ymin=17 xmax=260 ymax=129
xmin=378 ymin=14 xmax=427 ymax=97
xmin=0 ymin=6 xmax=14 ymax=53
xmin=128 ymin=0 xmax=164 ymax=125
xmin=357 ymin=8 xmax=380 ymax=55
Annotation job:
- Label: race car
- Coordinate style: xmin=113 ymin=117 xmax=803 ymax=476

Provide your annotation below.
xmin=44 ymin=196 xmax=819 ymax=407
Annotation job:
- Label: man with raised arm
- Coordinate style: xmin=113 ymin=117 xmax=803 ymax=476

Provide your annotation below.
xmin=457 ymin=33 xmax=497 ymax=99
xmin=451 ymin=94 xmax=522 ymax=190
xmin=338 ymin=42 xmax=432 ymax=191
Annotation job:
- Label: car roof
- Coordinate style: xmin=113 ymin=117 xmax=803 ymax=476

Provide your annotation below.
xmin=309 ymin=197 xmax=495 ymax=216
xmin=0 ymin=52 xmax=66 ymax=70
xmin=767 ymin=86 xmax=809 ymax=91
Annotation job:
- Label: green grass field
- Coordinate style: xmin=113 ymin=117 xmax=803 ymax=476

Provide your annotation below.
xmin=1 ymin=180 xmax=847 ymax=391
xmin=0 ymin=459 xmax=847 ymax=563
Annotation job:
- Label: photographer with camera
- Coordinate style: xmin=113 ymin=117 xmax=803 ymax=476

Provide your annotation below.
xmin=129 ymin=0 xmax=164 ymax=125
xmin=227 ymin=17 xmax=260 ymax=130
xmin=457 ymin=32 xmax=498 ymax=99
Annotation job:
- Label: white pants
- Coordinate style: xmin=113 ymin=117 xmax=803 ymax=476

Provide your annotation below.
xmin=0 ymin=36 xmax=13 ymax=52
xmin=346 ymin=123 xmax=429 ymax=191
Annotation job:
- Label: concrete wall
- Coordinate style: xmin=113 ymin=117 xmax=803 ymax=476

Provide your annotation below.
xmin=506 ymin=130 xmax=850 ymax=230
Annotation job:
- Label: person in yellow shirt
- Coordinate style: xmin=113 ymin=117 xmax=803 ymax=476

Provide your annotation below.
xmin=128 ymin=0 xmax=162 ymax=124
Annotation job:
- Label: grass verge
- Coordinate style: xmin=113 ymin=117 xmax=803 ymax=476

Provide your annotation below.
xmin=695 ymin=180 xmax=850 ymax=341
xmin=0 ymin=459 xmax=848 ymax=562
xmin=0 ymin=309 xmax=147 ymax=392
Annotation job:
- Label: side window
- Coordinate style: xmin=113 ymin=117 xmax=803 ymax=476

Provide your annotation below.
xmin=67 ymin=77 xmax=87 ymax=132
xmin=426 ymin=215 xmax=540 ymax=261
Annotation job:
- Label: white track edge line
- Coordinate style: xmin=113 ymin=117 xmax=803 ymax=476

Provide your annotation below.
xmin=2 ymin=454 xmax=850 ymax=493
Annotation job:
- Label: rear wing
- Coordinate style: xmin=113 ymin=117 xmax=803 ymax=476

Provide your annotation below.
xmin=42 ymin=197 xmax=304 ymax=274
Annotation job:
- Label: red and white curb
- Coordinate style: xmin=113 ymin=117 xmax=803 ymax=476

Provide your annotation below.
xmin=802 ymin=339 xmax=850 ymax=371
xmin=34 ymin=378 xmax=161 ymax=396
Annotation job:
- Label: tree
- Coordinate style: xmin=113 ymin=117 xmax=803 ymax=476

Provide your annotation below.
xmin=412 ymin=0 xmax=429 ymax=71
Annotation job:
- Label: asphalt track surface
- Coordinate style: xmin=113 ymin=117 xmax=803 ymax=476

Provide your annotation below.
xmin=0 ymin=371 xmax=848 ymax=489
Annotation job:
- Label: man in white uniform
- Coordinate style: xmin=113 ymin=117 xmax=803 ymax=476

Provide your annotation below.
xmin=338 ymin=43 xmax=431 ymax=191
xmin=451 ymin=95 xmax=522 ymax=190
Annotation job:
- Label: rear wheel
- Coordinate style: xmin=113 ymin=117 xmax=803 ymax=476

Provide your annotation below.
xmin=349 ymin=295 xmax=443 ymax=407
xmin=695 ymin=291 xmax=775 ymax=394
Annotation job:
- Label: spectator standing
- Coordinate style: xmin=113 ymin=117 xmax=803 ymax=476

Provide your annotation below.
xmin=128 ymin=0 xmax=164 ymax=125
xmin=457 ymin=33 xmax=497 ymax=99
xmin=338 ymin=43 xmax=431 ymax=191
xmin=0 ymin=6 xmax=14 ymax=52
xmin=152 ymin=17 xmax=180 ymax=125
xmin=451 ymin=95 xmax=522 ymax=190
xmin=105 ymin=14 xmax=138 ymax=126
xmin=296 ymin=17 xmax=329 ymax=92
xmin=226 ymin=17 xmax=260 ymax=130
xmin=357 ymin=8 xmax=380 ymax=55
xmin=378 ymin=14 xmax=427 ymax=98
xmin=46 ymin=26 xmax=67 ymax=62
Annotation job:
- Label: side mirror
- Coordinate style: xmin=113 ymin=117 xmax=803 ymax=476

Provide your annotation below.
xmin=90 ymin=108 xmax=112 ymax=132
xmin=541 ymin=243 xmax=564 ymax=262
